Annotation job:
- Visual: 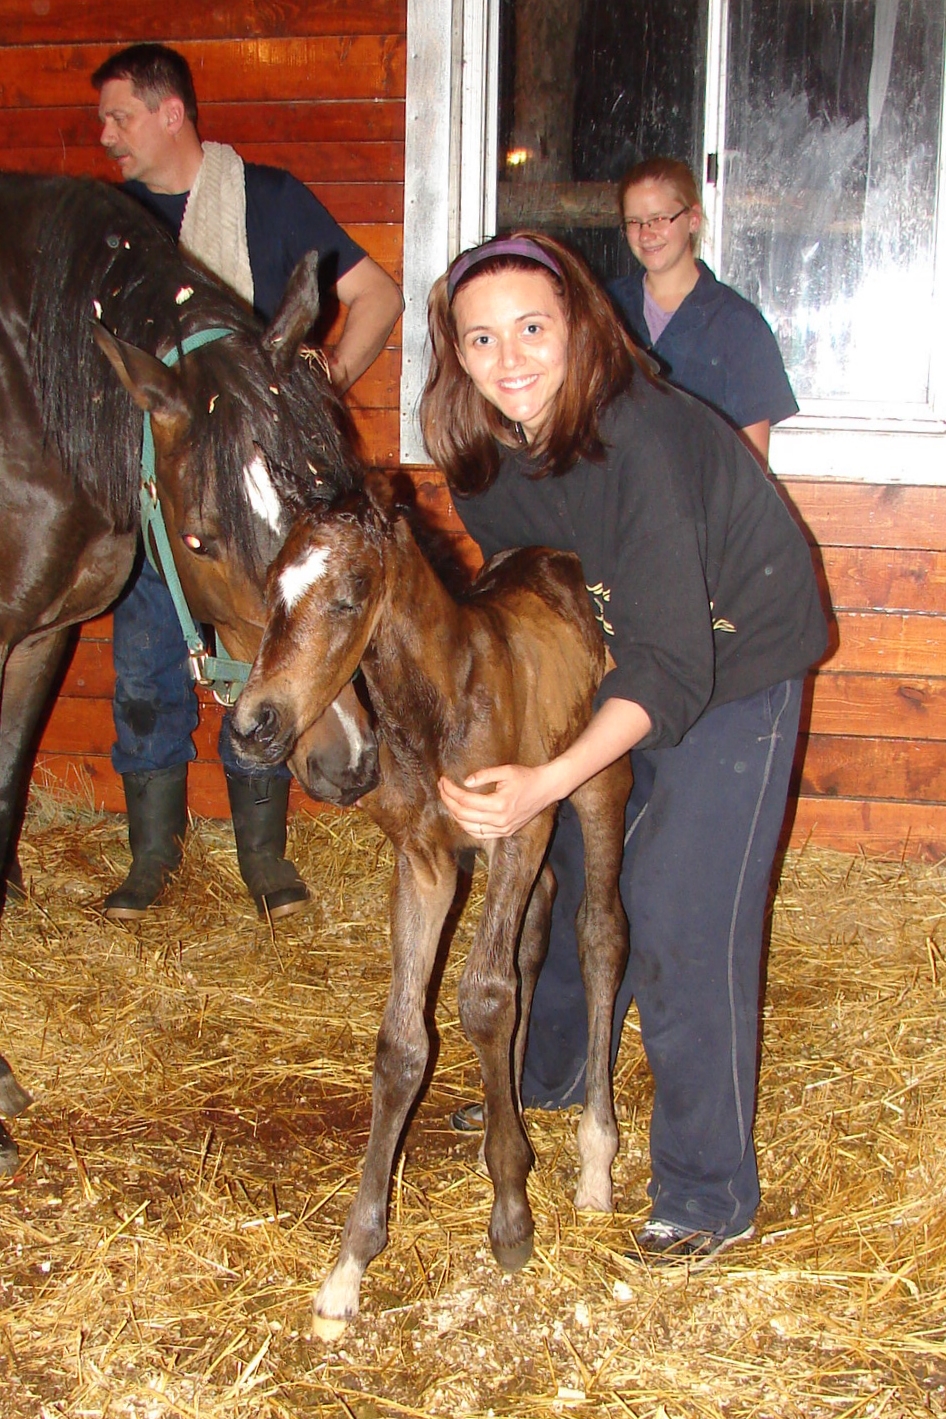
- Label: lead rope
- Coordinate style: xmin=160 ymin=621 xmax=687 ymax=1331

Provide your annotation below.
xmin=139 ymin=326 xmax=253 ymax=707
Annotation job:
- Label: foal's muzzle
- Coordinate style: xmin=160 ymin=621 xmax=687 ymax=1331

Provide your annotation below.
xmin=230 ymin=699 xmax=294 ymax=767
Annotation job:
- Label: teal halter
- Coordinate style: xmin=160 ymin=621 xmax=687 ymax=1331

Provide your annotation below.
xmin=139 ymin=326 xmax=254 ymax=708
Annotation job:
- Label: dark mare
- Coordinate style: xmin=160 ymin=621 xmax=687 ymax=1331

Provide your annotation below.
xmin=0 ymin=173 xmax=379 ymax=1169
xmin=231 ymin=471 xmax=632 ymax=1326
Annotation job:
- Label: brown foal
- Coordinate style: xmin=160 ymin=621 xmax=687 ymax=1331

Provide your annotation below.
xmin=231 ymin=471 xmax=631 ymax=1325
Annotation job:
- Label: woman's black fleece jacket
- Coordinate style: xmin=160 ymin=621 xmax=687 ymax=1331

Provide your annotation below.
xmin=452 ymin=377 xmax=828 ymax=751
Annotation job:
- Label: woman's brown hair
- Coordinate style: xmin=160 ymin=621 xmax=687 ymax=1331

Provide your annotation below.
xmin=420 ymin=230 xmax=649 ymax=498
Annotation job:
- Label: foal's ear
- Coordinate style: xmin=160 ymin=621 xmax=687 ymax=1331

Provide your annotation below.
xmin=94 ymin=324 xmax=189 ymax=424
xmin=363 ymin=468 xmax=408 ymax=525
xmin=262 ymin=250 xmax=321 ymax=377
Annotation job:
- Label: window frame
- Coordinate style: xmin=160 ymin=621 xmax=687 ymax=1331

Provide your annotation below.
xmin=399 ymin=0 xmax=499 ymax=465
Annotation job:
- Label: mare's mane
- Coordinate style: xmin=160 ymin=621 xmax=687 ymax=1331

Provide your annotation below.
xmin=27 ymin=177 xmax=362 ymax=562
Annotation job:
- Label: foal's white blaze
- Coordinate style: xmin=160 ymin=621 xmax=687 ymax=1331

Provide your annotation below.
xmin=279 ymin=546 xmax=331 ymax=611
xmin=243 ymin=455 xmax=283 ymax=535
xmin=330 ymin=695 xmax=364 ymax=768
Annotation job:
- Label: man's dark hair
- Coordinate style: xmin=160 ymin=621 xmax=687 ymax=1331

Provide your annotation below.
xmin=92 ymin=44 xmax=199 ymax=126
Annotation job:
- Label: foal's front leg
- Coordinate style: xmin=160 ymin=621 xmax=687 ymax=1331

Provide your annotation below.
xmin=512 ymin=862 xmax=556 ymax=1099
xmin=315 ymin=846 xmax=458 ymax=1326
xmin=457 ymin=817 xmax=552 ymax=1271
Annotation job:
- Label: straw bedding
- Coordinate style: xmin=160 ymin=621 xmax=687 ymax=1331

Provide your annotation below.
xmin=0 ymin=781 xmax=944 ymax=1417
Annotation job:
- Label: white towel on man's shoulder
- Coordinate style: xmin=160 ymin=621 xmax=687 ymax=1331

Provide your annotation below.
xmin=179 ymin=141 xmax=254 ymax=308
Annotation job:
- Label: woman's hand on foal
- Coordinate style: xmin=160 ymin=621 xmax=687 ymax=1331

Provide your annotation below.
xmin=439 ymin=702 xmax=653 ymax=839
xmin=438 ymin=763 xmax=563 ymax=839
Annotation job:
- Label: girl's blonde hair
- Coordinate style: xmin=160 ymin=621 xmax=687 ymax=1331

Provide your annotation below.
xmin=619 ymin=156 xmax=703 ymax=253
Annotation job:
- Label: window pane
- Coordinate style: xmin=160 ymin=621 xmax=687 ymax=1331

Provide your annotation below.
xmin=722 ymin=0 xmax=945 ymax=407
xmin=497 ymin=0 xmax=705 ymax=282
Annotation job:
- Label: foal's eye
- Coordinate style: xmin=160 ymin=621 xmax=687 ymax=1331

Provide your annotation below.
xmin=330 ymin=598 xmax=360 ymax=616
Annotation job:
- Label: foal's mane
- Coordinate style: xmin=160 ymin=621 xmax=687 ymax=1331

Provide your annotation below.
xmin=27 ymin=178 xmax=363 ymax=558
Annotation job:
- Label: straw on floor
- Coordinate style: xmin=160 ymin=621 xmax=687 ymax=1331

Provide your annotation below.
xmin=0 ymin=780 xmax=944 ymax=1418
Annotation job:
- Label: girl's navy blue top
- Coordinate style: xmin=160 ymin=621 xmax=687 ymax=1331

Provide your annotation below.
xmin=608 ymin=261 xmax=798 ymax=432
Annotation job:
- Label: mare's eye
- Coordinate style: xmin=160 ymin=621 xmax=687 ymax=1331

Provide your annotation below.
xmin=182 ymin=533 xmax=210 ymax=555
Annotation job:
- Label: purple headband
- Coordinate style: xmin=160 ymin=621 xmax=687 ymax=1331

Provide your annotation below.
xmin=447 ymin=236 xmax=564 ymax=300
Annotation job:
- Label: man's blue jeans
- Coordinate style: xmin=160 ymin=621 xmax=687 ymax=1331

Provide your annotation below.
xmin=111 ymin=554 xmax=285 ymax=779
xmin=520 ymin=678 xmax=803 ymax=1238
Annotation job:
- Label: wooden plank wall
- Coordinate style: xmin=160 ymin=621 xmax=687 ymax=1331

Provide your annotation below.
xmin=784 ymin=479 xmax=946 ymax=862
xmin=2 ymin=1 xmax=406 ymax=820
xmin=4 ymin=2 xmax=946 ymax=859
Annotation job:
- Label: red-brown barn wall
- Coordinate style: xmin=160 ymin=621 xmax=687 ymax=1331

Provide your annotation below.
xmin=4 ymin=2 xmax=946 ymax=859
xmin=3 ymin=3 xmax=407 ymax=820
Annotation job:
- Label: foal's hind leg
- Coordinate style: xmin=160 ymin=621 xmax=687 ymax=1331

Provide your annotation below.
xmin=315 ymin=846 xmax=458 ymax=1326
xmin=0 ymin=628 xmax=72 ymax=907
xmin=458 ymin=817 xmax=553 ymax=1272
xmin=570 ymin=760 xmax=632 ymax=1212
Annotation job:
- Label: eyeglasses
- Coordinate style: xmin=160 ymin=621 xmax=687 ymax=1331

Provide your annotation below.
xmin=621 ymin=207 xmax=691 ymax=235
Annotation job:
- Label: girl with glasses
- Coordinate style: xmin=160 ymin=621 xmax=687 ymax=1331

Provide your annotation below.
xmin=421 ymin=232 xmax=826 ymax=1266
xmin=611 ymin=157 xmax=797 ymax=466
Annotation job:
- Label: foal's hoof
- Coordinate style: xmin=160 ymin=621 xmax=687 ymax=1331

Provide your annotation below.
xmin=310 ymin=1312 xmax=348 ymax=1343
xmin=314 ymin=1257 xmax=363 ymax=1332
xmin=491 ymin=1230 xmax=534 ymax=1273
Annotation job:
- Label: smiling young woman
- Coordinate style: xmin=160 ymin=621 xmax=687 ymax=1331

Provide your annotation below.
xmin=420 ymin=230 xmax=827 ymax=1266
xmin=609 ymin=157 xmax=798 ymax=466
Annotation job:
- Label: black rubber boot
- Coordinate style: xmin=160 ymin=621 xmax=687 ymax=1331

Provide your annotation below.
xmin=225 ymin=771 xmax=311 ymax=921
xmin=103 ymin=764 xmax=187 ymax=921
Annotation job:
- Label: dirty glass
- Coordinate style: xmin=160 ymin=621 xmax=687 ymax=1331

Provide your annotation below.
xmin=722 ymin=0 xmax=945 ymax=408
xmin=496 ymin=0 xmax=944 ymax=412
xmin=496 ymin=0 xmax=705 ymax=282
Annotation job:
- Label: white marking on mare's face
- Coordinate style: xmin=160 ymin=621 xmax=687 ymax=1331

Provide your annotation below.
xmin=243 ymin=455 xmax=283 ymax=536
xmin=279 ymin=546 xmax=331 ymax=611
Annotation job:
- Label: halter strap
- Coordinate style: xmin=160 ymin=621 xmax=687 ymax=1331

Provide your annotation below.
xmin=139 ymin=326 xmax=253 ymax=707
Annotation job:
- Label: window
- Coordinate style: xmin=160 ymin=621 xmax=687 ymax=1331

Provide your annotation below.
xmin=721 ymin=0 xmax=946 ymax=419
xmin=401 ymin=0 xmax=946 ymax=480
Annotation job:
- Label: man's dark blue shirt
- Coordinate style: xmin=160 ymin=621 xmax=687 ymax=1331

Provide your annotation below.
xmin=125 ymin=162 xmax=365 ymax=323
